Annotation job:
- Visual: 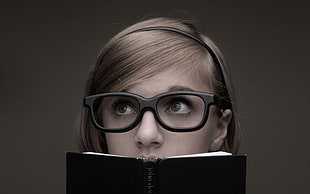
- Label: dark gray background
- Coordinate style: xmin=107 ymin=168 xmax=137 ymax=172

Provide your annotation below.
xmin=1 ymin=0 xmax=309 ymax=193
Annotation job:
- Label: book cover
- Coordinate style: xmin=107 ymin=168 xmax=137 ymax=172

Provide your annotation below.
xmin=67 ymin=152 xmax=246 ymax=194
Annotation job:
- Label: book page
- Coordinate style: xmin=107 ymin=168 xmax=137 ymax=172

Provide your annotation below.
xmin=167 ymin=151 xmax=232 ymax=159
xmin=82 ymin=151 xmax=231 ymax=159
xmin=83 ymin=152 xmax=130 ymax=157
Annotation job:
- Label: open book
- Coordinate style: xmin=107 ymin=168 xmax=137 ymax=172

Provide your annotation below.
xmin=66 ymin=151 xmax=246 ymax=194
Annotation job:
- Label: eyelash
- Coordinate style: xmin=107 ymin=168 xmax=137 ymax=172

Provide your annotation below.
xmin=112 ymin=100 xmax=136 ymax=111
xmin=110 ymin=97 xmax=194 ymax=113
xmin=166 ymin=97 xmax=193 ymax=108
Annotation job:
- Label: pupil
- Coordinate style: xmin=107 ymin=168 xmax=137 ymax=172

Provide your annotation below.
xmin=171 ymin=102 xmax=181 ymax=112
xmin=118 ymin=104 xmax=127 ymax=113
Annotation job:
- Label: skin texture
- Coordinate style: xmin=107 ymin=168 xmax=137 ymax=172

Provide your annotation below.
xmin=105 ymin=67 xmax=232 ymax=158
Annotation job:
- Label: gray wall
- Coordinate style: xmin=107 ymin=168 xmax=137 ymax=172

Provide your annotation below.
xmin=1 ymin=0 xmax=309 ymax=193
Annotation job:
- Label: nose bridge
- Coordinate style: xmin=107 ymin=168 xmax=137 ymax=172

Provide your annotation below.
xmin=135 ymin=110 xmax=163 ymax=147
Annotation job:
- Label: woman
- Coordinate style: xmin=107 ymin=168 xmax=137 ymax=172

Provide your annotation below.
xmin=76 ymin=17 xmax=241 ymax=157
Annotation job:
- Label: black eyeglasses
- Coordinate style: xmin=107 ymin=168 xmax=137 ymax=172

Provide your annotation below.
xmin=84 ymin=91 xmax=231 ymax=133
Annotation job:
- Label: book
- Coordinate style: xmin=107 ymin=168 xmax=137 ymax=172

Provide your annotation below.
xmin=66 ymin=151 xmax=246 ymax=194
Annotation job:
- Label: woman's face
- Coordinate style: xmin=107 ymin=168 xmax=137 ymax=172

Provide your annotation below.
xmin=105 ymin=67 xmax=231 ymax=158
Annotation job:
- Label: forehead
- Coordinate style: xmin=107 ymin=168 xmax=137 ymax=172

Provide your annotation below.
xmin=125 ymin=66 xmax=212 ymax=98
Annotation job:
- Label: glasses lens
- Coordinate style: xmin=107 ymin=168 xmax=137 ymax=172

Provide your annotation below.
xmin=157 ymin=94 xmax=205 ymax=129
xmin=93 ymin=95 xmax=139 ymax=130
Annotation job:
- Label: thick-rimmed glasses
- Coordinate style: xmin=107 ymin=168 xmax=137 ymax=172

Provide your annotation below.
xmin=84 ymin=91 xmax=231 ymax=133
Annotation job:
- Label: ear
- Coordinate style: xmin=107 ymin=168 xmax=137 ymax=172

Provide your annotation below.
xmin=210 ymin=109 xmax=232 ymax=151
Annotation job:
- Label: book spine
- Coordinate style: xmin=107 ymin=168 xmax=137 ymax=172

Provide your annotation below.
xmin=142 ymin=158 xmax=158 ymax=194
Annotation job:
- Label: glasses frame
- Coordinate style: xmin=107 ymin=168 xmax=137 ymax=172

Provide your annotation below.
xmin=84 ymin=91 xmax=231 ymax=133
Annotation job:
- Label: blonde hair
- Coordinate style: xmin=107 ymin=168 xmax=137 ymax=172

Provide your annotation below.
xmin=76 ymin=17 xmax=241 ymax=154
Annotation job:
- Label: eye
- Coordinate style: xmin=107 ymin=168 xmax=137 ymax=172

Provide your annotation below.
xmin=166 ymin=99 xmax=192 ymax=114
xmin=113 ymin=101 xmax=137 ymax=116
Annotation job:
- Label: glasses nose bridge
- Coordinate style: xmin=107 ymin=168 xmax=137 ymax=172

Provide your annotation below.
xmin=139 ymin=97 xmax=158 ymax=114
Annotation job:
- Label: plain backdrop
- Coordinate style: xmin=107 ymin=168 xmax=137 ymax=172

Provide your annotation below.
xmin=1 ymin=0 xmax=309 ymax=193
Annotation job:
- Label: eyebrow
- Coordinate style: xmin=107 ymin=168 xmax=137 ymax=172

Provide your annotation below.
xmin=121 ymin=86 xmax=195 ymax=93
xmin=167 ymin=86 xmax=195 ymax=92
